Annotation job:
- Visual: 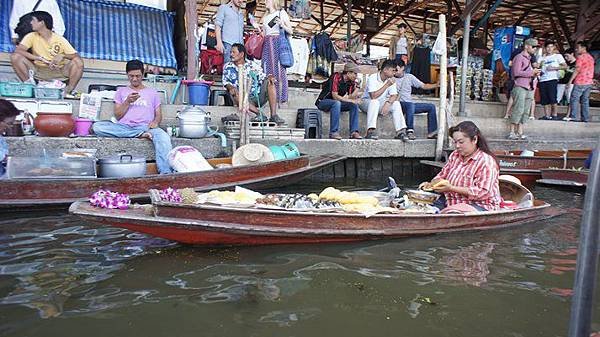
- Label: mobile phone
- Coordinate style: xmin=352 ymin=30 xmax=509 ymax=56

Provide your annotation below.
xmin=267 ymin=16 xmax=278 ymax=28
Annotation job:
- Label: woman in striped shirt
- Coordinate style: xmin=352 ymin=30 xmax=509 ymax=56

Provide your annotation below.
xmin=422 ymin=121 xmax=501 ymax=212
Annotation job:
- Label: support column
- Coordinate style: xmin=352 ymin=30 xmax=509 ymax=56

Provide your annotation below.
xmin=459 ymin=1 xmax=471 ymax=116
xmin=435 ymin=14 xmax=447 ymax=161
xmin=185 ymin=0 xmax=198 ymax=81
xmin=347 ymin=0 xmax=352 ymax=51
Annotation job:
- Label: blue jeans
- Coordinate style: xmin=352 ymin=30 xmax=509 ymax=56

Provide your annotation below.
xmin=92 ymin=121 xmax=173 ymax=174
xmin=569 ymin=84 xmax=592 ymax=121
xmin=223 ymin=42 xmax=233 ymax=64
xmin=400 ymin=101 xmax=438 ymax=134
xmin=317 ymin=99 xmax=360 ymax=135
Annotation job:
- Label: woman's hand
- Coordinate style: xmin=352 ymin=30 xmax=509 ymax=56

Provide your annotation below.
xmin=432 ymin=183 xmax=453 ymax=193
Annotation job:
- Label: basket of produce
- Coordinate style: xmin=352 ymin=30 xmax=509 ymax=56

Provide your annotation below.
xmin=34 ymin=87 xmax=64 ymax=99
xmin=0 ymin=82 xmax=34 ymax=98
xmin=405 ymin=189 xmax=440 ymax=205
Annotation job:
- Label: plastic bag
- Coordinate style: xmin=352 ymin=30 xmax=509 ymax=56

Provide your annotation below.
xmin=167 ymin=146 xmax=213 ymax=173
xmin=245 ymin=33 xmax=264 ymax=60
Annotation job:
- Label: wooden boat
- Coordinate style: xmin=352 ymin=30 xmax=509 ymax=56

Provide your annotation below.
xmin=69 ymin=184 xmax=563 ymax=246
xmin=537 ymin=168 xmax=589 ymax=189
xmin=421 ymin=149 xmax=590 ymax=186
xmin=1 ymin=154 xmax=345 ymax=210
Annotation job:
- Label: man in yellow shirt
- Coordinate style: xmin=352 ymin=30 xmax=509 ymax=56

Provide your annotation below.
xmin=10 ymin=11 xmax=84 ymax=97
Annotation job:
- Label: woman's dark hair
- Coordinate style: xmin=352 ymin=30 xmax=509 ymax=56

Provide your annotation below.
xmin=449 ymin=121 xmax=496 ymax=160
xmin=126 ymin=59 xmax=144 ymax=73
xmin=0 ymin=99 xmax=21 ymax=120
xmin=31 ymin=11 xmax=54 ymax=30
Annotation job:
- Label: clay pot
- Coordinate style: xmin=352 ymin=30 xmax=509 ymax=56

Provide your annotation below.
xmin=34 ymin=112 xmax=75 ymax=137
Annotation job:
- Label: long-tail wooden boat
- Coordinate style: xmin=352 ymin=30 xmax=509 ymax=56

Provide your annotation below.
xmin=1 ymin=154 xmax=345 ymax=210
xmin=537 ymin=168 xmax=589 ymax=189
xmin=69 ymin=185 xmax=564 ymax=246
xmin=421 ymin=149 xmax=590 ymax=186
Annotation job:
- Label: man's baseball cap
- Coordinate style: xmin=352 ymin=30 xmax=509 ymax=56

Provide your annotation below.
xmin=344 ymin=63 xmax=359 ymax=73
xmin=524 ymin=38 xmax=538 ymax=47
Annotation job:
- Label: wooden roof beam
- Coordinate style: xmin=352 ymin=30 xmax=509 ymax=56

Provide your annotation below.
xmin=550 ymin=0 xmax=574 ymax=47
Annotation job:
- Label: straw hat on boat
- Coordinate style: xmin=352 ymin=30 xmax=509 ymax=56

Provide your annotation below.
xmin=231 ymin=144 xmax=275 ymax=166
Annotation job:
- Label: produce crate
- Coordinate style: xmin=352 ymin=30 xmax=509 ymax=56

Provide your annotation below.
xmin=34 ymin=87 xmax=64 ymax=99
xmin=0 ymin=82 xmax=34 ymax=98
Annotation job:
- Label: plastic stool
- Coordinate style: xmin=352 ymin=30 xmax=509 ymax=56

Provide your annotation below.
xmin=210 ymin=89 xmax=233 ymax=106
xmin=296 ymin=108 xmax=322 ymax=139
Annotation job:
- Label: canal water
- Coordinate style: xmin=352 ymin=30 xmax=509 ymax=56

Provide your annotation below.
xmin=0 ymin=182 xmax=599 ymax=337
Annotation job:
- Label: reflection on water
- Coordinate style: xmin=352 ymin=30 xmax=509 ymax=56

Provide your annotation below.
xmin=0 ymin=185 xmax=598 ymax=337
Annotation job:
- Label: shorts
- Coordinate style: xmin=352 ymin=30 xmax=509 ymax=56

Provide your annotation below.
xmin=249 ymin=79 xmax=269 ymax=108
xmin=539 ymin=80 xmax=558 ymax=105
xmin=510 ymin=86 xmax=533 ymax=124
xmin=34 ymin=62 xmax=70 ymax=81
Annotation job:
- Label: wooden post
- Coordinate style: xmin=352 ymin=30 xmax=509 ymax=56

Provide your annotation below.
xmin=185 ymin=0 xmax=198 ymax=81
xmin=238 ymin=65 xmax=250 ymax=145
xmin=458 ymin=0 xmax=471 ymax=116
xmin=436 ymin=14 xmax=447 ymax=162
xmin=347 ymin=0 xmax=352 ymax=51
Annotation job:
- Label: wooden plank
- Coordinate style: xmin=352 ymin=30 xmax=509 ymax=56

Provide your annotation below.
xmin=381 ymin=157 xmax=394 ymax=177
xmin=185 ymin=0 xmax=198 ymax=80
xmin=333 ymin=161 xmax=346 ymax=179
xmin=345 ymin=158 xmax=357 ymax=179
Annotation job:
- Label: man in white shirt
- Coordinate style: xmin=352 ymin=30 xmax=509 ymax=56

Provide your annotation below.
xmin=360 ymin=59 xmax=407 ymax=140
xmin=538 ymin=40 xmax=567 ymax=120
xmin=10 ymin=0 xmax=65 ymax=43
xmin=360 ymin=60 xmax=408 ymax=141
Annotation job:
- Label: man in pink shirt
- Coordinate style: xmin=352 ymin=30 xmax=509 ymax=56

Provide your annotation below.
xmin=92 ymin=60 xmax=173 ymax=174
xmin=508 ymin=38 xmax=541 ymax=140
xmin=565 ymin=41 xmax=595 ymax=122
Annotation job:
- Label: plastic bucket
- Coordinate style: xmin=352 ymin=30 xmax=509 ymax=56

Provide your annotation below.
xmin=269 ymin=142 xmax=300 ymax=160
xmin=74 ymin=118 xmax=93 ymax=136
xmin=187 ymin=83 xmax=210 ymax=105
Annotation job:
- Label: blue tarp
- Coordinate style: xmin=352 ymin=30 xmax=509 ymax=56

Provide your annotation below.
xmin=0 ymin=0 xmax=177 ymax=68
xmin=0 ymin=0 xmax=15 ymax=53
xmin=58 ymin=0 xmax=177 ymax=68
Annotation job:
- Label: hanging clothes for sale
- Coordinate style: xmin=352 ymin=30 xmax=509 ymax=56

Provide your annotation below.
xmin=313 ymin=32 xmax=338 ymax=62
xmin=288 ymin=0 xmax=311 ymax=19
xmin=411 ymin=46 xmax=431 ymax=95
xmin=287 ymin=37 xmax=310 ymax=77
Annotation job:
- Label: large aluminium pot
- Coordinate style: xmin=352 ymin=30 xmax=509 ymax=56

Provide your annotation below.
xmin=177 ymin=105 xmax=218 ymax=138
xmin=98 ymin=154 xmax=147 ymax=178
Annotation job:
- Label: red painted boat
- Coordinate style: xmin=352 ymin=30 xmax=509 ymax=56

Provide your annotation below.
xmin=421 ymin=150 xmax=590 ymax=187
xmin=69 ymin=187 xmax=563 ymax=246
xmin=1 ymin=154 xmax=345 ymax=210
xmin=537 ymin=168 xmax=589 ymax=189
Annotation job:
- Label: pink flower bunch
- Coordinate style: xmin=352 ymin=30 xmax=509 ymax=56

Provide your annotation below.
xmin=159 ymin=187 xmax=182 ymax=203
xmin=89 ymin=189 xmax=131 ymax=209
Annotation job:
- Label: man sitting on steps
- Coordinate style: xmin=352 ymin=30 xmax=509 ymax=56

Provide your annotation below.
xmin=221 ymin=43 xmax=285 ymax=125
xmin=92 ymin=60 xmax=173 ymax=174
xmin=10 ymin=11 xmax=83 ymax=98
xmin=395 ymin=60 xmax=439 ymax=140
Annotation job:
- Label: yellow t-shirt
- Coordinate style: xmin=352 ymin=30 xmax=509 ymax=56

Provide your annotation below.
xmin=20 ymin=32 xmax=77 ymax=67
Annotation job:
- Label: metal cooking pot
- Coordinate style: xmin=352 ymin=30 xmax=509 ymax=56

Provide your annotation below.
xmin=177 ymin=105 xmax=218 ymax=138
xmin=98 ymin=154 xmax=147 ymax=178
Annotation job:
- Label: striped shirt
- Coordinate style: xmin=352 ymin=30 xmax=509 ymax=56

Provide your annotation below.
xmin=434 ymin=149 xmax=501 ymax=211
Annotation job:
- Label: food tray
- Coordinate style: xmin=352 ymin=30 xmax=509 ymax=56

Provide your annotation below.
xmin=34 ymin=87 xmax=63 ymax=99
xmin=0 ymin=82 xmax=34 ymax=98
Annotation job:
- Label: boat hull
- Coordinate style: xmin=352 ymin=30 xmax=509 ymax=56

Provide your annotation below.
xmin=537 ymin=168 xmax=589 ymax=189
xmin=70 ymin=200 xmax=563 ymax=246
xmin=1 ymin=154 xmax=345 ymax=209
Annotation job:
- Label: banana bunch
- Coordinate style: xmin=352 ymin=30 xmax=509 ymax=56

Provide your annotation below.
xmin=318 ymin=187 xmax=379 ymax=206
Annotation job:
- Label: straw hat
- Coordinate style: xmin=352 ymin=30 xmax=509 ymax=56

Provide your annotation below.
xmin=231 ymin=144 xmax=275 ymax=166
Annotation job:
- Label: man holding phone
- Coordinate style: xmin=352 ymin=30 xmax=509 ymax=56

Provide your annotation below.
xmin=92 ymin=60 xmax=173 ymax=174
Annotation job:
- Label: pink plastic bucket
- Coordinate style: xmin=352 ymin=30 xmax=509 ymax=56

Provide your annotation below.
xmin=74 ymin=118 xmax=93 ymax=136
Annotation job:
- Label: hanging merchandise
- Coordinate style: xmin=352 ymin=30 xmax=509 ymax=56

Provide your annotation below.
xmin=313 ymin=32 xmax=338 ymax=62
xmin=245 ymin=33 xmax=264 ymax=59
xmin=288 ymin=0 xmax=311 ymax=19
xmin=411 ymin=46 xmax=431 ymax=95
xmin=286 ymin=37 xmax=310 ymax=76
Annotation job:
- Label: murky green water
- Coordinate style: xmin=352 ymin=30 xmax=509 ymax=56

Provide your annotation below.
xmin=1 ymin=182 xmax=599 ymax=337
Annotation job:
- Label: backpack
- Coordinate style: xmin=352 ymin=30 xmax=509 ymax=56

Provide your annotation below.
xmin=14 ymin=0 xmax=43 ymax=43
